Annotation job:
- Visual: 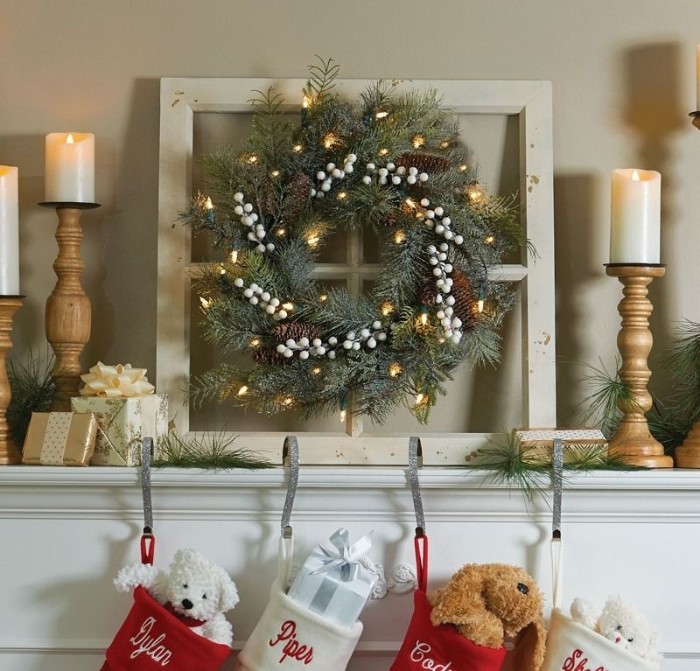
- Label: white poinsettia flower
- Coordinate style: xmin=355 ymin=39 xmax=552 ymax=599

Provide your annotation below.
xmin=80 ymin=362 xmax=155 ymax=397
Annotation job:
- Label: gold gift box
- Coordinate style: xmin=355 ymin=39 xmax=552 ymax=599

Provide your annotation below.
xmin=22 ymin=412 xmax=98 ymax=466
xmin=515 ymin=427 xmax=607 ymax=464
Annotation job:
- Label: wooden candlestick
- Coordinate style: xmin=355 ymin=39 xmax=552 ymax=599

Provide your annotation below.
xmin=675 ymin=423 xmax=700 ymax=468
xmin=0 ymin=296 xmax=23 ymax=464
xmin=605 ymin=264 xmax=673 ymax=468
xmin=40 ymin=202 xmax=99 ymax=409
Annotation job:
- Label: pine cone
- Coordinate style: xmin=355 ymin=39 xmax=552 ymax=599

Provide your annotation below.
xmin=450 ymin=268 xmax=478 ymax=330
xmin=283 ymin=173 xmax=314 ymax=224
xmin=271 ymin=322 xmax=322 ymax=343
xmin=397 ymin=153 xmax=451 ymax=174
xmin=419 ymin=281 xmax=438 ymax=307
xmin=252 ymin=347 xmax=285 ymax=365
xmin=383 ymin=212 xmax=399 ymax=227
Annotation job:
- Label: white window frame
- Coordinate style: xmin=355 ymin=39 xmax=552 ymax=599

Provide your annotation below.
xmin=157 ymin=78 xmax=556 ymax=465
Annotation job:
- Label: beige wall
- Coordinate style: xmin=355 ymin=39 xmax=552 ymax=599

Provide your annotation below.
xmin=2 ymin=0 xmax=700 ymax=424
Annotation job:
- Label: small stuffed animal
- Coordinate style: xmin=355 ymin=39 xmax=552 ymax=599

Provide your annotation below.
xmin=429 ymin=563 xmax=546 ymax=671
xmin=570 ymin=595 xmax=661 ymax=663
xmin=115 ymin=548 xmax=239 ymax=646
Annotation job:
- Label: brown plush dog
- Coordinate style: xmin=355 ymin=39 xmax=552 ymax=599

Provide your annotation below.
xmin=429 ymin=563 xmax=546 ymax=671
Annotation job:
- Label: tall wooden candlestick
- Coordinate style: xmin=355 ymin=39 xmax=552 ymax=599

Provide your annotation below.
xmin=40 ymin=202 xmax=99 ymax=409
xmin=605 ymin=264 xmax=673 ymax=468
xmin=677 ymin=112 xmax=700 ymax=466
xmin=0 ymin=296 xmax=23 ymax=464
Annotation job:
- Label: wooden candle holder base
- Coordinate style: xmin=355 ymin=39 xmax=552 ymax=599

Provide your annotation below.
xmin=675 ymin=421 xmax=700 ymax=468
xmin=40 ymin=202 xmax=99 ymax=409
xmin=0 ymin=297 xmax=23 ymax=464
xmin=605 ymin=264 xmax=673 ymax=468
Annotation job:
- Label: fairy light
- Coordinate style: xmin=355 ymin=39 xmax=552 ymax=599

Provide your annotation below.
xmin=229 ymin=250 xmax=239 ymax=264
xmin=204 ymin=196 xmax=214 ymax=211
xmin=381 ymin=301 xmax=394 ymax=317
xmin=249 ymin=338 xmax=261 ymax=348
xmin=478 ymin=299 xmax=485 ymax=313
xmin=199 ymin=297 xmax=211 ymax=309
xmin=306 ymin=233 xmax=320 ymax=248
xmin=303 ymin=95 xmax=311 ymax=110
xmin=339 ymin=408 xmax=347 ymax=423
xmin=237 ymin=385 xmax=249 ymax=397
xmin=440 ymin=140 xmax=450 ymax=149
xmin=319 ymin=294 xmax=328 ymax=303
xmin=379 ymin=148 xmax=389 ymax=156
xmin=484 ymin=234 xmax=495 ymax=244
xmin=404 ymin=198 xmax=417 ymax=210
xmin=242 ymin=153 xmax=258 ymax=164
xmin=283 ymin=396 xmax=294 ymax=407
xmin=414 ymin=392 xmax=426 ymax=405
xmin=293 ymin=144 xmax=303 ymax=153
xmin=412 ymin=135 xmax=426 ymax=149
xmin=311 ymin=367 xmax=322 ymax=376
xmin=271 ymin=170 xmax=280 ymax=178
xmin=375 ymin=110 xmax=389 ymax=119
xmin=393 ymin=230 xmax=406 ymax=244
xmin=276 ymin=228 xmax=286 ymax=237
xmin=219 ymin=265 xmax=226 ymax=275
xmin=467 ymin=181 xmax=484 ymax=203
xmin=322 ymin=133 xmax=340 ymax=149
xmin=420 ymin=311 xmax=429 ymax=326
xmin=388 ymin=362 xmax=402 ymax=378
xmin=282 ymin=302 xmax=294 ymax=311
xmin=337 ymin=191 xmax=348 ymax=201
xmin=458 ymin=164 xmax=468 ymax=173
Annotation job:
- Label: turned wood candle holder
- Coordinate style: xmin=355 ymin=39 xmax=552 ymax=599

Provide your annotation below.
xmin=679 ymin=112 xmax=700 ymax=467
xmin=605 ymin=264 xmax=673 ymax=468
xmin=0 ymin=296 xmax=23 ymax=464
xmin=39 ymin=202 xmax=99 ymax=409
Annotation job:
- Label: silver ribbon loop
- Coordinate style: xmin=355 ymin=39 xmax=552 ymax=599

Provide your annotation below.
xmin=282 ymin=436 xmax=299 ymax=539
xmin=408 ymin=436 xmax=425 ymax=535
xmin=552 ymin=437 xmax=564 ymax=540
xmin=141 ymin=438 xmax=153 ymax=533
xmin=310 ymin=528 xmax=373 ymax=582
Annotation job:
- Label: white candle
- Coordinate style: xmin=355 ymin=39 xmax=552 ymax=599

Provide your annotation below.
xmin=45 ymin=132 xmax=95 ymax=203
xmin=697 ymin=45 xmax=700 ymax=110
xmin=610 ymin=168 xmax=661 ymax=264
xmin=0 ymin=166 xmax=19 ymax=295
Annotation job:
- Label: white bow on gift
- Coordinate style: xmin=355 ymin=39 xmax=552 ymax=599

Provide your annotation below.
xmin=311 ymin=528 xmax=373 ymax=582
xmin=80 ymin=362 xmax=155 ymax=398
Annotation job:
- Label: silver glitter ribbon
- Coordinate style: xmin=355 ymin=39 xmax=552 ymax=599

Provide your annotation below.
xmin=408 ymin=436 xmax=425 ymax=535
xmin=282 ymin=435 xmax=299 ymax=539
xmin=141 ymin=437 xmax=153 ymax=533
xmin=552 ymin=438 xmax=564 ymax=540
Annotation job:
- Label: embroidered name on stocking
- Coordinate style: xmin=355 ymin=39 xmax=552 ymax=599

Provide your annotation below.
xmin=268 ymin=620 xmax=314 ymax=665
xmin=409 ymin=641 xmax=453 ymax=670
xmin=562 ymin=649 xmax=609 ymax=671
xmin=129 ymin=616 xmax=173 ymax=666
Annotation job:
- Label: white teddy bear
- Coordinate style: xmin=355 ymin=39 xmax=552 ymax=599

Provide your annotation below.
xmin=570 ymin=594 xmax=661 ymax=663
xmin=115 ymin=548 xmax=239 ymax=646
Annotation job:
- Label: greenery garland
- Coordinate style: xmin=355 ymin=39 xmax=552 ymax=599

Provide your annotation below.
xmin=186 ymin=58 xmax=523 ymax=425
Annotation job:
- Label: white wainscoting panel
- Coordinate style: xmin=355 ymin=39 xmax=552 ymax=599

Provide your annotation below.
xmin=1 ymin=467 xmax=699 ymax=670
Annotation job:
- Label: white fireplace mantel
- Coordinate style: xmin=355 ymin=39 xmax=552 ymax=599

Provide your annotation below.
xmin=1 ymin=466 xmax=699 ymax=670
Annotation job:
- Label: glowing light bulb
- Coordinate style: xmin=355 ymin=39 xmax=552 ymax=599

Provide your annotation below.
xmin=339 ymin=409 xmax=347 ymax=423
xmin=467 ymin=182 xmax=483 ymax=203
xmin=247 ymin=154 xmax=258 ymax=164
xmin=204 ymin=196 xmax=214 ymax=210
xmin=283 ymin=397 xmax=294 ymax=407
xmin=199 ymin=297 xmax=211 ymax=309
xmin=249 ymin=338 xmax=261 ymax=348
xmin=237 ymin=385 xmax=249 ymax=396
xmin=319 ymin=294 xmax=328 ymax=302
xmin=420 ymin=311 xmax=428 ymax=326
xmin=381 ymin=302 xmax=394 ymax=317
xmin=478 ymin=299 xmax=485 ymax=313
xmin=393 ymin=230 xmax=406 ymax=244
xmin=303 ymin=95 xmax=310 ymax=109
xmin=412 ymin=135 xmax=425 ymax=149
xmin=415 ymin=392 xmax=425 ymax=405
xmin=440 ymin=140 xmax=450 ymax=149
xmin=484 ymin=234 xmax=495 ymax=244
xmin=379 ymin=148 xmax=389 ymax=156
xmin=307 ymin=234 xmax=320 ymax=248
xmin=322 ymin=133 xmax=339 ymax=149
xmin=282 ymin=302 xmax=294 ymax=311
xmin=404 ymin=198 xmax=416 ymax=209
xmin=293 ymin=144 xmax=303 ymax=153
xmin=271 ymin=170 xmax=280 ymax=178
xmin=337 ymin=191 xmax=348 ymax=201
xmin=311 ymin=367 xmax=321 ymax=376
xmin=276 ymin=228 xmax=286 ymax=237
xmin=230 ymin=250 xmax=239 ymax=263
xmin=219 ymin=265 xmax=226 ymax=275
xmin=388 ymin=362 xmax=402 ymax=378
xmin=375 ymin=111 xmax=389 ymax=119
xmin=458 ymin=164 xmax=468 ymax=173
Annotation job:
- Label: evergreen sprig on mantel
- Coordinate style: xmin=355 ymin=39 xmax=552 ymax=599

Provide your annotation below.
xmin=185 ymin=58 xmax=523 ymax=424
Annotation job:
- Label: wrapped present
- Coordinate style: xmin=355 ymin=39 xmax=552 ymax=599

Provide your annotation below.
xmin=515 ymin=427 xmax=607 ymax=464
xmin=71 ymin=362 xmax=168 ymax=466
xmin=22 ymin=412 xmax=97 ymax=466
xmin=287 ymin=528 xmax=377 ymax=627
xmin=71 ymin=394 xmax=168 ymax=466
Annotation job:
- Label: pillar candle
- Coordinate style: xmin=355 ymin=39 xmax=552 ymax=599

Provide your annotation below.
xmin=610 ymin=168 xmax=661 ymax=264
xmin=0 ymin=166 xmax=19 ymax=295
xmin=697 ymin=45 xmax=700 ymax=110
xmin=45 ymin=132 xmax=95 ymax=203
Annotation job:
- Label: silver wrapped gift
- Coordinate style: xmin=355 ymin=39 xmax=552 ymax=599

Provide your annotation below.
xmin=287 ymin=528 xmax=377 ymax=627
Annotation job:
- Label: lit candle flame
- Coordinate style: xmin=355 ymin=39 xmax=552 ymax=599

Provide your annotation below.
xmin=631 ymin=169 xmax=641 ymax=182
xmin=66 ymin=134 xmax=75 ymax=145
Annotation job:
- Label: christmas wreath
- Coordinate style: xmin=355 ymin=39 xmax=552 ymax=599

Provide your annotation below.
xmin=187 ymin=59 xmax=524 ymax=424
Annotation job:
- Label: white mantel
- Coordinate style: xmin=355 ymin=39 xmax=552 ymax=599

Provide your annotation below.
xmin=1 ymin=467 xmax=699 ymax=670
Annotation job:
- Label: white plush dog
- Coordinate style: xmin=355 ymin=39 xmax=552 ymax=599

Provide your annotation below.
xmin=571 ymin=595 xmax=661 ymax=663
xmin=115 ymin=548 xmax=239 ymax=646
